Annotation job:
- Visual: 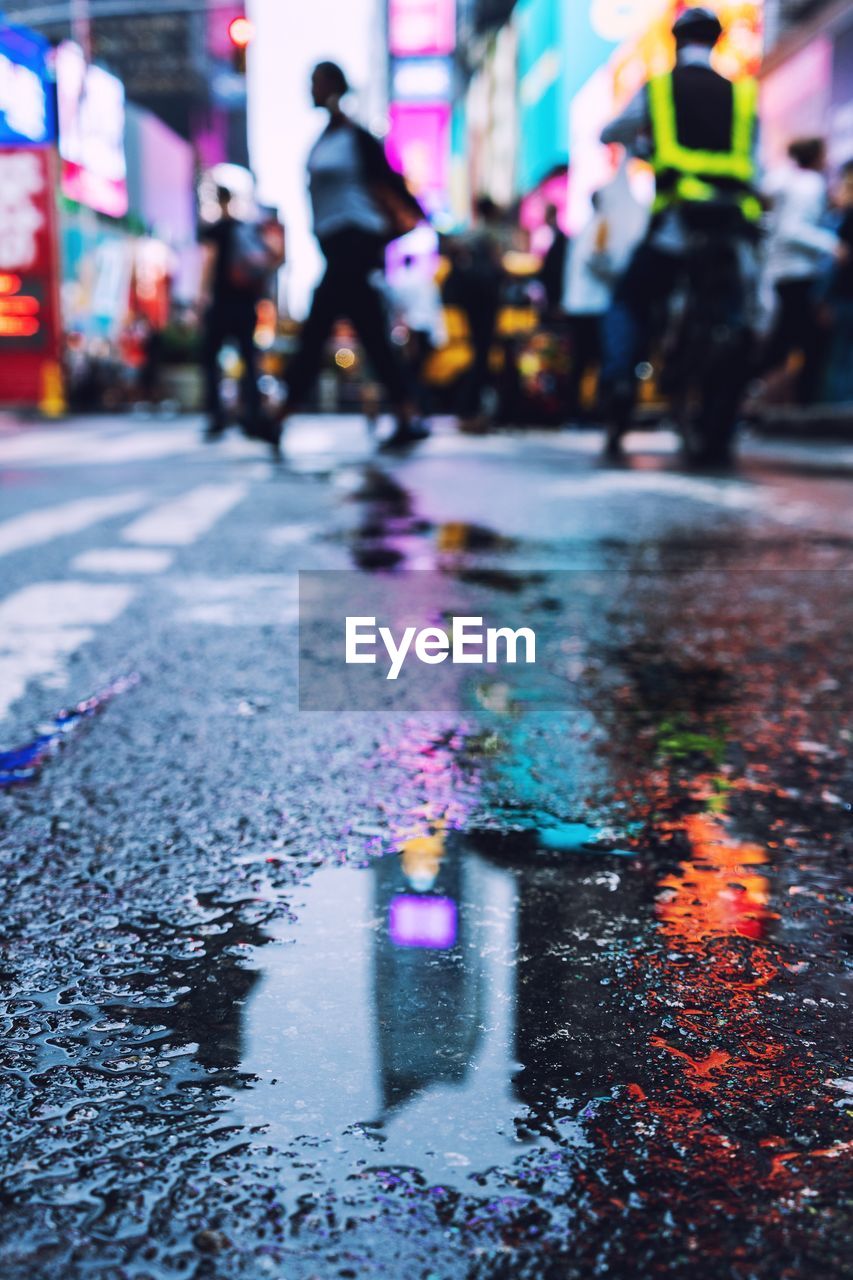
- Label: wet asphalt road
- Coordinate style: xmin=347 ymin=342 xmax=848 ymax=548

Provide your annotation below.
xmin=0 ymin=414 xmax=851 ymax=1280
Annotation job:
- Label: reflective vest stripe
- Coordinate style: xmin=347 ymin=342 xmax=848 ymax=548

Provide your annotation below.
xmin=652 ymin=180 xmax=763 ymax=222
xmin=732 ymin=76 xmax=758 ymax=163
xmin=648 ymin=71 xmax=757 ymax=184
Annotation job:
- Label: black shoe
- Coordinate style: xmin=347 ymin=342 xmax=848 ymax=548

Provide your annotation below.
xmin=688 ymin=441 xmax=735 ymax=472
xmin=378 ymin=420 xmax=430 ymax=453
xmin=244 ymin=419 xmax=282 ymax=458
xmin=603 ymin=427 xmax=626 ymax=462
xmin=204 ymin=420 xmax=227 ymax=442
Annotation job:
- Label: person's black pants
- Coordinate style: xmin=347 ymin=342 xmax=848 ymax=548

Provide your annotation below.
xmin=202 ymin=298 xmax=261 ymax=430
xmin=459 ymin=297 xmax=499 ymax=417
xmin=763 ymin=277 xmax=825 ymax=405
xmin=286 ymin=229 xmax=409 ymax=408
xmin=566 ymin=314 xmax=602 ymax=419
xmin=600 ymin=242 xmax=684 ymax=396
xmin=601 ymin=238 xmax=748 ymax=422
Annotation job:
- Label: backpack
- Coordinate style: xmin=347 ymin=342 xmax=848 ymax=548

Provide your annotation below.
xmin=228 ymin=220 xmax=285 ymax=293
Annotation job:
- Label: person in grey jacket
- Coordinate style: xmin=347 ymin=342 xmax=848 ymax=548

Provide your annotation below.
xmin=276 ymin=62 xmax=428 ymax=453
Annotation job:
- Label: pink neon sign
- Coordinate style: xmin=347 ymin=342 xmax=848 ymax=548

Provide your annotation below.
xmin=389 ymin=0 xmax=456 ymax=57
xmin=387 ymin=101 xmax=450 ymax=209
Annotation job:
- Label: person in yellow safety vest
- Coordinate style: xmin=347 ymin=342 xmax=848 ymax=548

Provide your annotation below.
xmin=597 ymin=6 xmax=762 ymax=464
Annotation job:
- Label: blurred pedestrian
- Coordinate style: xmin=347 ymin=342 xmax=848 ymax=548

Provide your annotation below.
xmin=598 ymin=6 xmax=760 ymax=463
xmin=761 ymin=138 xmax=842 ymax=405
xmin=198 ymin=185 xmax=263 ymax=441
xmin=391 ymin=254 xmax=446 ymax=403
xmin=277 ymin=61 xmax=428 ymax=454
xmin=539 ymin=203 xmax=568 ymax=316
xmin=562 ymin=177 xmax=646 ymax=422
xmin=453 ymin=196 xmax=507 ymax=432
xmin=821 ymin=159 xmax=853 ymax=403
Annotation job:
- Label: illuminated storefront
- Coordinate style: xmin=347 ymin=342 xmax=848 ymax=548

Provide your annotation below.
xmin=0 ymin=19 xmax=63 ymax=410
xmin=387 ymin=0 xmax=455 ymax=224
xmin=761 ymin=1 xmax=853 ymax=171
xmin=56 ymin=41 xmax=129 ymax=220
xmin=515 ymin=0 xmax=569 ymax=195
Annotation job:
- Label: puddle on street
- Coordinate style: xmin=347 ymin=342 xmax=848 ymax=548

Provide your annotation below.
xmin=228 ymin=830 xmax=631 ymax=1193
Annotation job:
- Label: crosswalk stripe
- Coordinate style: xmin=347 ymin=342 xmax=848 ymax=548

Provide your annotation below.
xmin=121 ymin=483 xmax=249 ymax=547
xmin=71 ymin=548 xmax=175 ymax=574
xmin=0 ymin=426 xmax=202 ymax=467
xmin=0 ymin=492 xmax=148 ymax=558
xmin=0 ymin=581 xmax=135 ymax=722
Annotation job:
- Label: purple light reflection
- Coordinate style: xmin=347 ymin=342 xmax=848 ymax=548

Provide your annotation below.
xmin=389 ymin=894 xmax=457 ymax=948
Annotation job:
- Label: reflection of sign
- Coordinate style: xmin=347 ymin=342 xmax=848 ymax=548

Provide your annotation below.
xmin=57 ymin=41 xmax=128 ymax=218
xmin=0 ymin=22 xmax=56 ymax=147
xmin=0 ymin=147 xmax=61 ymax=402
xmin=389 ymin=894 xmax=457 ymax=948
xmin=389 ymin=0 xmax=456 ymax=57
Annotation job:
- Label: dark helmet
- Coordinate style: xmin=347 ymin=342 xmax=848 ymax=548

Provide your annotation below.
xmin=672 ymin=6 xmax=723 ymax=46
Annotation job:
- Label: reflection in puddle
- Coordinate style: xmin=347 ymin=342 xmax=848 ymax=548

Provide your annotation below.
xmin=231 ymin=842 xmax=532 ymax=1190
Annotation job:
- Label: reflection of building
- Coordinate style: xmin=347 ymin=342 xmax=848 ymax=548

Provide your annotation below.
xmin=6 ymin=0 xmax=250 ymax=166
xmin=371 ymin=831 xmax=486 ymax=1111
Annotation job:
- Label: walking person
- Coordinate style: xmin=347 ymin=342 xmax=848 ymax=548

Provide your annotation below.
xmin=539 ymin=203 xmax=568 ymax=317
xmin=821 ymin=158 xmax=853 ymax=403
xmin=453 ymin=196 xmax=507 ymax=432
xmin=598 ymin=6 xmax=762 ymax=464
xmin=761 ymin=138 xmax=843 ymax=405
xmin=391 ymin=254 xmax=446 ymax=407
xmin=198 ymin=185 xmax=263 ymax=441
xmin=276 ymin=61 xmax=428 ymax=454
xmin=562 ymin=175 xmax=647 ymax=422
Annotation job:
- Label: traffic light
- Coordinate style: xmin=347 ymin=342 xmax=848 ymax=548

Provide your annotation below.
xmin=228 ymin=16 xmax=254 ymax=74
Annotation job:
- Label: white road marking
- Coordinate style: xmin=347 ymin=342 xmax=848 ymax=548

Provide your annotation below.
xmin=0 ymin=491 xmax=148 ymax=558
xmin=0 ymin=425 xmax=202 ymax=467
xmin=122 ymin=483 xmax=248 ymax=546
xmin=0 ymin=581 xmax=134 ymax=721
xmin=266 ymin=522 xmax=322 ymax=546
xmin=169 ymin=574 xmax=298 ymax=626
xmin=546 ymin=470 xmax=765 ymax=509
xmin=71 ymin=547 xmax=175 ymax=574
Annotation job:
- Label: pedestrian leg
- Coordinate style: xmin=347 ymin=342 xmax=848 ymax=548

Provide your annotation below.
xmin=202 ymin=308 xmax=227 ymax=436
xmin=459 ymin=300 xmax=498 ymax=424
xmin=345 ymin=266 xmax=427 ymax=449
xmin=284 ymin=266 xmax=339 ymax=408
xmin=235 ymin=301 xmax=263 ymax=436
xmin=346 ymin=271 xmax=411 ymax=408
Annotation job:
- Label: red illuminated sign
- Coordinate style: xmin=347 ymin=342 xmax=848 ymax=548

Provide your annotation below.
xmin=0 ymin=146 xmax=62 ymax=405
xmin=0 ymin=272 xmax=42 ymax=341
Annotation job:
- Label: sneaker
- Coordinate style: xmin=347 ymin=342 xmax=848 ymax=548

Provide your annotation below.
xmin=603 ymin=427 xmax=626 ymax=462
xmin=378 ymin=419 xmax=430 ymax=453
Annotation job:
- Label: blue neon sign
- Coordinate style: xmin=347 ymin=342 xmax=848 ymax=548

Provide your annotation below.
xmin=0 ymin=21 xmax=56 ymax=147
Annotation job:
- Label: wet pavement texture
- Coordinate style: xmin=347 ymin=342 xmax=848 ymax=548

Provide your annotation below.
xmin=0 ymin=416 xmax=851 ymax=1279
